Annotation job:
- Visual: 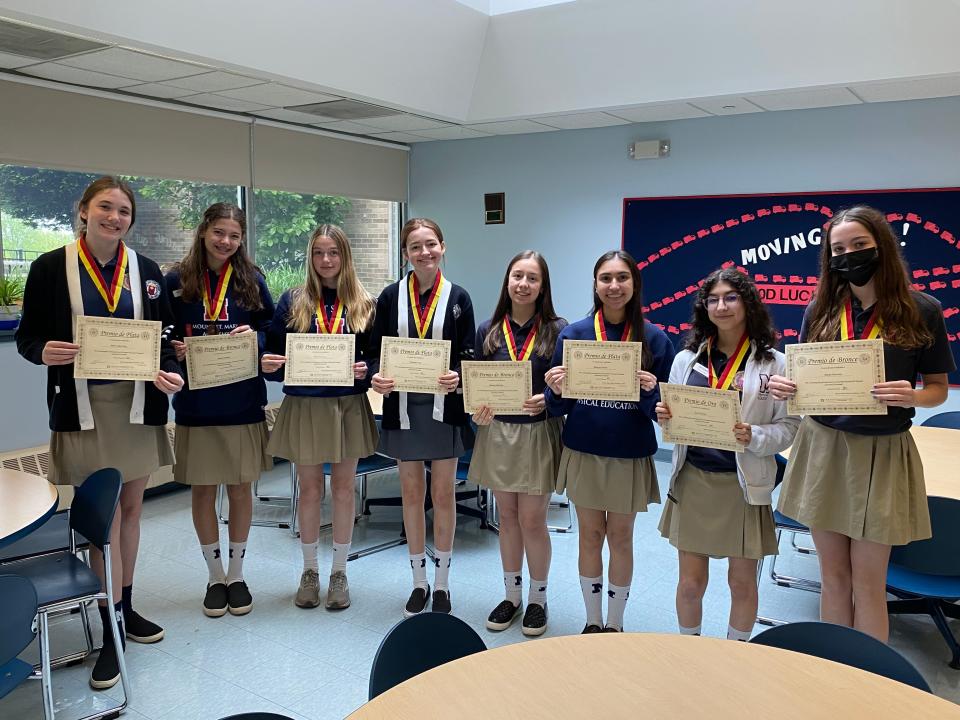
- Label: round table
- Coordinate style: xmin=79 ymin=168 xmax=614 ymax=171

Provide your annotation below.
xmin=348 ymin=634 xmax=958 ymax=719
xmin=0 ymin=468 xmax=59 ymax=549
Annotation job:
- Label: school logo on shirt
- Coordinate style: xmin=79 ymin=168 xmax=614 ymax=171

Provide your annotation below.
xmin=452 ymin=303 xmax=461 ymax=319
xmin=145 ymin=279 xmax=161 ymax=299
xmin=733 ymin=371 xmax=745 ymax=391
xmin=203 ymin=297 xmax=229 ymax=322
xmin=757 ymin=373 xmax=771 ymax=398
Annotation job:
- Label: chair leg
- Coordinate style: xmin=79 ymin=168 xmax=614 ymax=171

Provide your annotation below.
xmin=39 ymin=610 xmax=55 ymax=720
xmin=79 ymin=600 xmax=94 ymax=658
xmin=104 ymin=550 xmax=131 ymax=710
xmin=929 ymin=603 xmax=960 ymax=670
xmin=290 ymin=462 xmax=300 ymax=537
xmin=216 ymin=483 xmax=228 ymax=524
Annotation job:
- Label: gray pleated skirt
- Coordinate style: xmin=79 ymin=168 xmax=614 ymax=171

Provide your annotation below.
xmin=377 ymin=392 xmax=465 ymax=461
xmin=468 ymin=417 xmax=563 ymax=495
xmin=174 ymin=422 xmax=272 ymax=485
xmin=49 ymin=382 xmax=174 ymax=486
xmin=267 ymin=393 xmax=379 ymax=465
xmin=557 ymin=447 xmax=660 ymax=514
xmin=658 ymin=463 xmax=778 ymax=559
xmin=777 ymin=417 xmax=931 ymax=545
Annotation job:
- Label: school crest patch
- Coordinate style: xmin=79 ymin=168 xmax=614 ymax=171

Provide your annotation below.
xmin=733 ymin=371 xmax=745 ymax=391
xmin=145 ymin=280 xmax=161 ymax=300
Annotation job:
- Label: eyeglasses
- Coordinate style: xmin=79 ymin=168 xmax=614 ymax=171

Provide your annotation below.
xmin=704 ymin=293 xmax=741 ymax=309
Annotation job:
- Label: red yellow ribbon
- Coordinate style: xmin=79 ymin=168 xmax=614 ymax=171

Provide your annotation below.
xmin=840 ymin=298 xmax=881 ymax=340
xmin=594 ymin=310 xmax=632 ymax=343
xmin=78 ymin=236 xmax=128 ymax=314
xmin=202 ymin=264 xmax=233 ymax=324
xmin=707 ymin=332 xmax=750 ymax=390
xmin=316 ymin=296 xmax=344 ymax=334
xmin=503 ymin=315 xmax=539 ymax=361
xmin=409 ymin=270 xmax=444 ymax=339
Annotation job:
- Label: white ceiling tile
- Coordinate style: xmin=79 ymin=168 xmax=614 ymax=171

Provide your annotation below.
xmin=411 ymin=126 xmax=491 ymax=140
xmin=59 ymin=48 xmax=208 ymax=82
xmin=19 ymin=62 xmax=135 ymax=89
xmin=0 ymin=50 xmax=37 ymax=69
xmin=688 ymin=97 xmax=763 ymax=116
xmin=216 ymin=84 xmax=338 ymax=106
xmin=747 ymin=87 xmax=862 ymax=111
xmin=464 ymin=119 xmax=557 ymax=134
xmin=536 ymin=112 xmax=631 ymax=130
xmin=311 ymin=120 xmax=380 ymax=134
xmin=852 ymin=75 xmax=960 ymax=103
xmin=252 ymin=108 xmax=332 ymax=124
xmin=119 ymin=82 xmax=197 ymax=99
xmin=607 ymin=104 xmax=712 ymax=122
xmin=181 ymin=93 xmax=271 ymax=112
xmin=354 ymin=115 xmax=450 ymax=132
xmin=368 ymin=131 xmax=426 ymax=143
xmin=162 ymin=71 xmax=264 ymax=93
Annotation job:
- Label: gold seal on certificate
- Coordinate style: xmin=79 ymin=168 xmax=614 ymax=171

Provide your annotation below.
xmin=73 ymin=315 xmax=161 ymax=381
xmin=284 ymin=333 xmax=355 ymax=387
xmin=461 ymin=361 xmax=533 ymax=414
xmin=184 ymin=333 xmax=258 ymax=390
xmin=660 ymin=383 xmax=744 ymax=453
xmin=380 ymin=337 xmax=451 ymax=394
xmin=561 ymin=340 xmax=642 ymax=401
xmin=786 ymin=338 xmax=886 ymax=416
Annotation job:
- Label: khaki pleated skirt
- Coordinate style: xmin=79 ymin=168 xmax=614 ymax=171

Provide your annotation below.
xmin=777 ymin=417 xmax=931 ymax=545
xmin=557 ymin=447 xmax=660 ymax=514
xmin=468 ymin=417 xmax=563 ymax=495
xmin=174 ymin=422 xmax=272 ymax=485
xmin=49 ymin=382 xmax=174 ymax=486
xmin=267 ymin=394 xmax=378 ymax=465
xmin=658 ymin=464 xmax=778 ymax=559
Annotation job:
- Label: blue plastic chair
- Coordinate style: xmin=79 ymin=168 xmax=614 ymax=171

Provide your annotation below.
xmin=750 ymin=621 xmax=931 ymax=691
xmin=369 ymin=612 xmax=487 ymax=699
xmin=4 ymin=468 xmax=128 ymax=720
xmin=920 ymin=411 xmax=960 ymax=429
xmin=887 ymin=496 xmax=960 ymax=669
xmin=0 ymin=574 xmax=38 ymax=700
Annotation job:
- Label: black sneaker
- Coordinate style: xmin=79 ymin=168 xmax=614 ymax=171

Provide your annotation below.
xmin=203 ymin=583 xmax=228 ymax=618
xmin=581 ymin=623 xmax=603 ymax=634
xmin=227 ymin=581 xmax=253 ymax=616
xmin=602 ymin=626 xmax=621 ymax=632
xmin=89 ymin=639 xmax=120 ymax=690
xmin=432 ymin=589 xmax=451 ymax=614
xmin=124 ymin=609 xmax=164 ymax=643
xmin=485 ymin=600 xmax=522 ymax=631
xmin=403 ymin=584 xmax=431 ymax=618
xmin=521 ymin=603 xmax=548 ymax=637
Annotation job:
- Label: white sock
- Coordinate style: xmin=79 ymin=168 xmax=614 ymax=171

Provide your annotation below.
xmin=528 ymin=577 xmax=547 ymax=607
xmin=410 ymin=552 xmax=429 ymax=589
xmin=434 ymin=550 xmax=452 ymax=591
xmin=200 ymin=542 xmax=225 ymax=585
xmin=225 ymin=541 xmax=247 ymax=584
xmin=606 ymin=583 xmax=630 ymax=631
xmin=504 ymin=571 xmax=522 ymax=606
xmin=331 ymin=542 xmax=350 ymax=573
xmin=301 ymin=540 xmax=319 ymax=572
xmin=727 ymin=625 xmax=752 ymax=642
xmin=579 ymin=575 xmax=604 ymax=627
xmin=679 ymin=623 xmax=702 ymax=636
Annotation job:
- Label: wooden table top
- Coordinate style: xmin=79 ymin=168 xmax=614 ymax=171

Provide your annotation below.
xmin=348 ymin=634 xmax=958 ymax=720
xmin=0 ymin=468 xmax=59 ymax=549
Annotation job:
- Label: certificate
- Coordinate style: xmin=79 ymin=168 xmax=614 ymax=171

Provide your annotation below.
xmin=284 ymin=333 xmax=355 ymax=387
xmin=73 ymin=315 xmax=161 ymax=381
xmin=561 ymin=340 xmax=642 ymax=401
xmin=660 ymin=383 xmax=744 ymax=453
xmin=184 ymin=332 xmax=258 ymax=390
xmin=380 ymin=337 xmax=451 ymax=394
xmin=786 ymin=339 xmax=886 ymax=416
xmin=461 ymin=361 xmax=533 ymax=414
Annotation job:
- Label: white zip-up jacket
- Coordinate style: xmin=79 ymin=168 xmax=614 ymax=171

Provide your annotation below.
xmin=666 ymin=342 xmax=800 ymax=505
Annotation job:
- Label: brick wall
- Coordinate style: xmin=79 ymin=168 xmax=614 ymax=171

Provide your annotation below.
xmin=341 ymin=198 xmax=396 ymax=294
xmin=124 ymin=196 xmax=194 ymax=268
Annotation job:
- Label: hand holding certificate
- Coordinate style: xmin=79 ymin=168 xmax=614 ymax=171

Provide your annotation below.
xmin=379 ymin=337 xmax=451 ymax=394
xmin=786 ymin=339 xmax=886 ymax=415
xmin=462 ymin=361 xmax=532 ymax=414
xmin=73 ymin=315 xmax=161 ymax=381
xmin=561 ymin=340 xmax=642 ymax=401
xmin=660 ymin=383 xmax=744 ymax=453
xmin=285 ymin=333 xmax=355 ymax=387
xmin=184 ymin=332 xmax=258 ymax=390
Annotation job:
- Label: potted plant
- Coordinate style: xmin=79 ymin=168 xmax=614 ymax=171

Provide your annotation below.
xmin=0 ymin=274 xmax=25 ymax=330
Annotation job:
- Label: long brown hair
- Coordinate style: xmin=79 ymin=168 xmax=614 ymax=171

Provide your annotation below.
xmin=76 ymin=176 xmax=136 ymax=234
xmin=174 ymin=203 xmax=263 ymax=310
xmin=805 ymin=206 xmax=931 ymax=348
xmin=482 ymin=251 xmax=564 ymax=358
xmin=400 ymin=217 xmax=444 ymax=255
xmin=288 ymin=224 xmax=375 ymax=333
xmin=592 ymin=249 xmax=652 ymax=367
xmin=684 ymin=268 xmax=777 ymax=361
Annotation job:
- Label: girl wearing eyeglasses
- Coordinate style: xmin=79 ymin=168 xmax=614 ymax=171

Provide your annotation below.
xmin=656 ymin=269 xmax=799 ymax=640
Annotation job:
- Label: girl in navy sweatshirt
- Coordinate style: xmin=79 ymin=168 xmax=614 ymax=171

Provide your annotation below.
xmin=262 ymin=225 xmax=377 ymax=611
xmin=166 ymin=203 xmax=275 ymax=619
xmin=544 ymin=249 xmax=674 ymax=632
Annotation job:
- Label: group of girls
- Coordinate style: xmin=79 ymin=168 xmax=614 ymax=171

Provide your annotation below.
xmin=16 ymin=176 xmax=953 ymax=691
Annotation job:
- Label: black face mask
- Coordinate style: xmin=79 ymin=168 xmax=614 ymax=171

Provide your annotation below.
xmin=829 ymin=248 xmax=879 ymax=286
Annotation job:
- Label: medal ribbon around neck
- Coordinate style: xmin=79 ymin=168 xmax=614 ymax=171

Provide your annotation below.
xmin=707 ymin=332 xmax=750 ymax=390
xmin=202 ymin=263 xmax=233 ymax=325
xmin=503 ymin=315 xmax=540 ymax=361
xmin=78 ymin=235 xmax=128 ymax=314
xmin=409 ymin=270 xmax=444 ymax=339
xmin=316 ymin=295 xmax=345 ymax=334
xmin=594 ymin=310 xmax=632 ymax=343
xmin=840 ymin=298 xmax=881 ymax=340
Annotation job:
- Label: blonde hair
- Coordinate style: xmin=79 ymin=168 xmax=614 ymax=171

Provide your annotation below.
xmin=288 ymin=225 xmax=375 ymax=333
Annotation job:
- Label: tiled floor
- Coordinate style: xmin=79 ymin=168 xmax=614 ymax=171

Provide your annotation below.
xmin=4 ymin=461 xmax=959 ymax=719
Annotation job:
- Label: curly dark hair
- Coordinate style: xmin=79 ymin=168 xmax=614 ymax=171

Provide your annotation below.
xmin=683 ymin=268 xmax=778 ymax=361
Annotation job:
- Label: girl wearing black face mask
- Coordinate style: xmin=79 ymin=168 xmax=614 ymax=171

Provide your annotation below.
xmin=767 ymin=205 xmax=953 ymax=644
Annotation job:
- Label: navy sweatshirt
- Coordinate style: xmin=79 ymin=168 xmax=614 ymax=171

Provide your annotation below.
xmin=544 ymin=317 xmax=675 ymax=459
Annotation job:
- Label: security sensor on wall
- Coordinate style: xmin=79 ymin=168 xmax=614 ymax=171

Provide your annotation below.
xmin=628 ymin=140 xmax=670 ymax=160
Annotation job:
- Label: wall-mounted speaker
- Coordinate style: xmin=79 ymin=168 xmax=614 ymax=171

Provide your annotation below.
xmin=484 ymin=192 xmax=505 ymax=224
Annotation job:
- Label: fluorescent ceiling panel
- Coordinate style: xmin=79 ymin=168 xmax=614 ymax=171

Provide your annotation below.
xmin=19 ymin=62 xmax=135 ymax=89
xmin=287 ymin=99 xmax=398 ymax=121
xmin=217 ymin=83 xmax=338 ymax=106
xmin=0 ymin=19 xmax=106 ymax=60
xmin=59 ymin=48 xmax=208 ymax=83
xmin=747 ymin=87 xmax=862 ymax=111
xmin=536 ymin=112 xmax=630 ymax=129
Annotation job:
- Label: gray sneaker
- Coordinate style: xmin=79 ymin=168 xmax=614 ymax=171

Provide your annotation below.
xmin=325 ymin=570 xmax=351 ymax=610
xmin=295 ymin=569 xmax=321 ymax=608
